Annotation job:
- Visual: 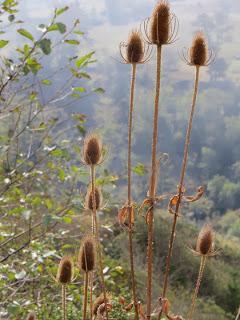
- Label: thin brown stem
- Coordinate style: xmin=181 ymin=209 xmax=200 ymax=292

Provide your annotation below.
xmin=62 ymin=284 xmax=67 ymax=320
xmin=158 ymin=66 xmax=200 ymax=320
xmin=127 ymin=63 xmax=139 ymax=320
xmin=187 ymin=255 xmax=207 ymax=320
xmin=146 ymin=45 xmax=162 ymax=320
xmin=83 ymin=272 xmax=89 ymax=320
xmin=90 ymin=165 xmax=109 ymax=320
xmin=89 ymin=272 xmax=94 ymax=320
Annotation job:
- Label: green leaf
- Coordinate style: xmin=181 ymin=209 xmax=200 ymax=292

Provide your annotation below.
xmin=41 ymin=79 xmax=52 ymax=85
xmin=37 ymin=38 xmax=51 ymax=55
xmin=26 ymin=58 xmax=42 ymax=74
xmin=133 ymin=163 xmax=147 ymax=176
xmin=93 ymin=87 xmax=105 ymax=94
xmin=55 ymin=6 xmax=69 ymax=16
xmin=64 ymin=39 xmax=79 ymax=45
xmin=48 ymin=22 xmax=66 ymax=34
xmin=75 ymin=51 xmax=95 ymax=68
xmin=0 ymin=40 xmax=9 ymax=48
xmin=73 ymin=87 xmax=86 ymax=93
xmin=17 ymin=28 xmax=34 ymax=41
xmin=74 ymin=30 xmax=84 ymax=36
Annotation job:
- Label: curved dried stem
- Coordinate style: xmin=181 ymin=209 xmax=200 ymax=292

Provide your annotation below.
xmin=146 ymin=44 xmax=162 ymax=320
xmin=90 ymin=165 xmax=109 ymax=320
xmin=158 ymin=66 xmax=201 ymax=320
xmin=187 ymin=256 xmax=207 ymax=320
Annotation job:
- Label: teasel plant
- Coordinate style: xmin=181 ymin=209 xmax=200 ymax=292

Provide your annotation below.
xmin=140 ymin=1 xmax=178 ymax=318
xmin=187 ymin=224 xmax=217 ymax=320
xmin=85 ymin=184 xmax=103 ymax=319
xmin=158 ymin=31 xmax=214 ymax=320
xmin=82 ymin=133 xmax=109 ymax=320
xmin=56 ymin=256 xmax=74 ymax=320
xmin=78 ymin=236 xmax=96 ymax=320
xmin=118 ymin=29 xmax=151 ymax=320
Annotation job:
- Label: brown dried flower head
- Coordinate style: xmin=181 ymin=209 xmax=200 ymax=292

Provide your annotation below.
xmin=196 ymin=224 xmax=214 ymax=256
xmin=85 ymin=185 xmax=102 ymax=211
xmin=182 ymin=32 xmax=214 ymax=67
xmin=78 ymin=236 xmax=96 ymax=272
xmin=190 ymin=32 xmax=207 ymax=66
xmin=93 ymin=293 xmax=110 ymax=316
xmin=143 ymin=0 xmax=178 ymax=46
xmin=119 ymin=30 xmax=151 ymax=64
xmin=56 ymin=256 xmax=74 ymax=284
xmin=27 ymin=312 xmax=37 ymax=320
xmin=83 ymin=133 xmax=103 ymax=166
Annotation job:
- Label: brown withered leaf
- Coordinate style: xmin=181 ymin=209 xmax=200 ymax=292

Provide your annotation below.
xmin=182 ymin=186 xmax=204 ymax=203
xmin=168 ymin=195 xmax=180 ymax=215
xmin=118 ymin=205 xmax=135 ymax=230
xmin=138 ymin=303 xmax=147 ymax=320
xmin=125 ymin=302 xmax=133 ymax=312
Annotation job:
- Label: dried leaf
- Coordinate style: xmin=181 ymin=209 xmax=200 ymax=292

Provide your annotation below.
xmin=183 ymin=186 xmax=204 ymax=203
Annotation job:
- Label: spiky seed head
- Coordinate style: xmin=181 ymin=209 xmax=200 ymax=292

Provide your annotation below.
xmin=85 ymin=185 xmax=102 ymax=211
xmin=93 ymin=293 xmax=109 ymax=316
xmin=27 ymin=312 xmax=37 ymax=320
xmin=196 ymin=224 xmax=214 ymax=256
xmin=56 ymin=256 xmax=74 ymax=284
xmin=78 ymin=236 xmax=95 ymax=272
xmin=83 ymin=133 xmax=103 ymax=166
xmin=126 ymin=31 xmax=144 ymax=64
xmin=190 ymin=32 xmax=208 ymax=66
xmin=150 ymin=1 xmax=170 ymax=45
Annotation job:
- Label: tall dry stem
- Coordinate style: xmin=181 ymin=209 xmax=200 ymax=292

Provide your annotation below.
xmin=62 ymin=285 xmax=67 ymax=320
xmin=127 ymin=62 xmax=139 ymax=320
xmin=146 ymin=44 xmax=162 ymax=320
xmin=187 ymin=255 xmax=207 ymax=320
xmin=90 ymin=165 xmax=109 ymax=320
xmin=83 ymin=272 xmax=89 ymax=320
xmin=158 ymin=66 xmax=200 ymax=320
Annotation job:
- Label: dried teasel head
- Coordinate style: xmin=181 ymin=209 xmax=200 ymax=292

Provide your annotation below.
xmin=56 ymin=256 xmax=74 ymax=285
xmin=78 ymin=236 xmax=96 ymax=272
xmin=119 ymin=30 xmax=151 ymax=64
xmin=83 ymin=133 xmax=103 ymax=166
xmin=27 ymin=312 xmax=37 ymax=320
xmin=196 ymin=224 xmax=215 ymax=256
xmin=142 ymin=0 xmax=178 ymax=46
xmin=182 ymin=32 xmax=214 ymax=67
xmin=93 ymin=293 xmax=110 ymax=316
xmin=85 ymin=184 xmax=102 ymax=211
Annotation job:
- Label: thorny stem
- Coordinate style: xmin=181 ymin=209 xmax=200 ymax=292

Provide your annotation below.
xmin=127 ymin=63 xmax=139 ymax=320
xmin=158 ymin=66 xmax=200 ymax=320
xmin=187 ymin=255 xmax=207 ymax=320
xmin=146 ymin=45 xmax=162 ymax=320
xmin=83 ymin=272 xmax=89 ymax=320
xmin=90 ymin=165 xmax=109 ymax=320
xmin=62 ymin=284 xmax=67 ymax=320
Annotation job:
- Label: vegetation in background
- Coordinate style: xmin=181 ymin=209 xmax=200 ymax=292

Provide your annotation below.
xmin=0 ymin=0 xmax=239 ymax=320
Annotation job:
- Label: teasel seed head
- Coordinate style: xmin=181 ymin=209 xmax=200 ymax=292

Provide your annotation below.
xmin=151 ymin=1 xmax=170 ymax=45
xmin=126 ymin=31 xmax=144 ymax=64
xmin=78 ymin=236 xmax=96 ymax=272
xmin=182 ymin=32 xmax=214 ymax=67
xmin=27 ymin=312 xmax=37 ymax=320
xmin=119 ymin=29 xmax=152 ymax=65
xmin=93 ymin=293 xmax=110 ymax=316
xmin=83 ymin=133 xmax=103 ymax=166
xmin=196 ymin=224 xmax=214 ymax=256
xmin=56 ymin=256 xmax=74 ymax=285
xmin=85 ymin=184 xmax=102 ymax=211
xmin=190 ymin=32 xmax=207 ymax=66
xmin=142 ymin=1 xmax=178 ymax=46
